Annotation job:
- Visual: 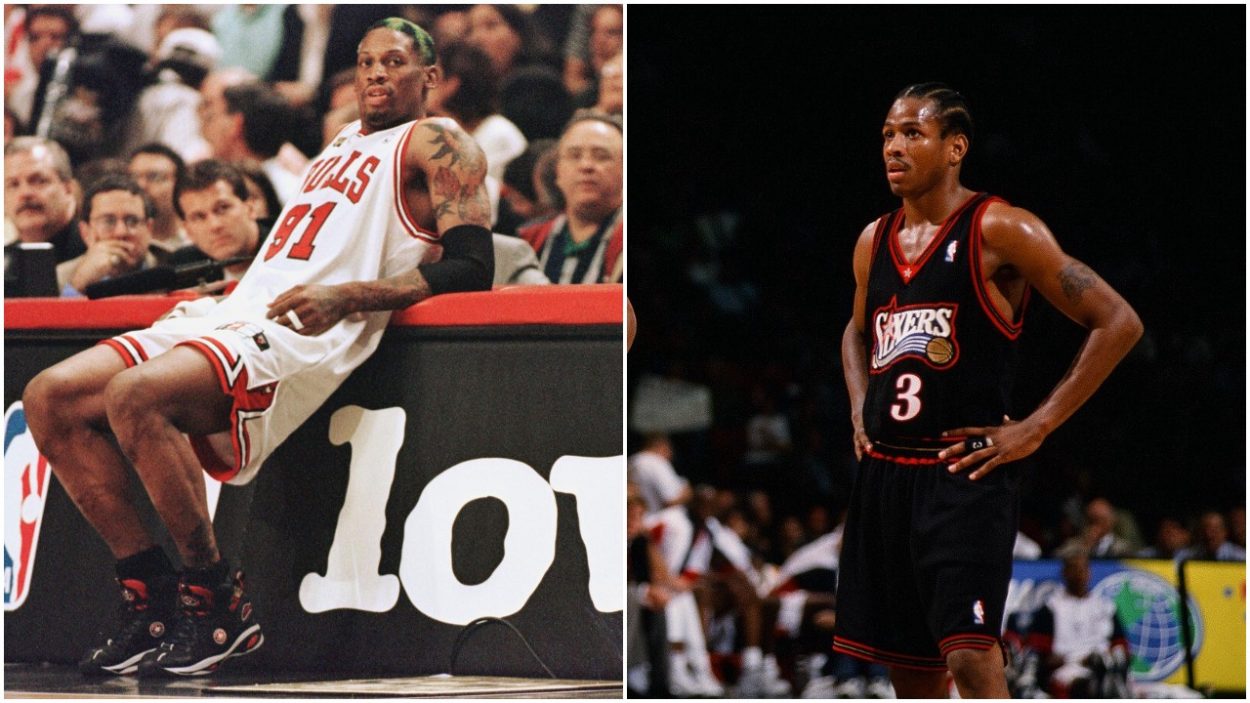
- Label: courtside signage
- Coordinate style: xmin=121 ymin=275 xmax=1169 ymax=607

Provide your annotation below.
xmin=4 ymin=402 xmax=53 ymax=612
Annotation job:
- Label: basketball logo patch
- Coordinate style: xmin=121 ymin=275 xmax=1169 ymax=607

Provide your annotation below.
xmin=4 ymin=402 xmax=53 ymax=612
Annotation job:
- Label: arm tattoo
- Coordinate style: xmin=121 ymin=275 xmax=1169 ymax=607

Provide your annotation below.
xmin=1058 ymin=262 xmax=1097 ymax=303
xmin=423 ymin=122 xmax=486 ymax=173
xmin=422 ymin=122 xmax=489 ymax=226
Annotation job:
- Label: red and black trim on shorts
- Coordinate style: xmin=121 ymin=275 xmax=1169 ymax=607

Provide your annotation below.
xmin=175 ymin=338 xmax=276 ymax=483
xmin=864 ymin=436 xmax=969 ymax=465
xmin=97 ymin=333 xmax=276 ymax=483
xmin=938 ymin=632 xmax=999 ymax=657
xmin=832 ymin=635 xmax=947 ymax=671
xmin=99 ymin=334 xmax=150 ymax=367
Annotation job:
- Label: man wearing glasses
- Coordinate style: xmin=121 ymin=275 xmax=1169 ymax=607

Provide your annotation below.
xmin=128 ymin=144 xmax=191 ymax=262
xmin=61 ymin=174 xmax=158 ymax=296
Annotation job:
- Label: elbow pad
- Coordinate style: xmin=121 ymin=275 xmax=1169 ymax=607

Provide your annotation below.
xmin=418 ymin=224 xmax=494 ymax=295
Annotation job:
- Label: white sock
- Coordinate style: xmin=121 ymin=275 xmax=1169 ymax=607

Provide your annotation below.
xmin=742 ymin=645 xmax=763 ymax=669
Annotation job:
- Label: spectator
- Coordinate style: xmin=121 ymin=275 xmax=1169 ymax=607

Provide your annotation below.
xmin=593 ymin=53 xmax=623 ymax=116
xmin=573 ymin=6 xmax=624 ymax=108
xmin=211 ymin=5 xmax=296 ymax=81
xmin=128 ymin=143 xmax=190 ymax=262
xmin=1025 ymin=549 xmax=1131 ymax=698
xmin=61 ymin=174 xmax=158 ymax=296
xmin=149 ymin=6 xmax=212 ymax=57
xmin=1137 ymin=516 xmax=1192 ymax=559
xmin=628 ymin=433 xmax=693 ymax=515
xmin=1060 ymin=497 xmax=1137 ymax=558
xmin=168 ymin=160 xmax=261 ymax=283
xmin=234 ymin=162 xmax=283 ymax=223
xmin=123 ymin=27 xmax=220 ymax=163
xmin=501 ymin=66 xmax=575 ymax=141
xmin=560 ymin=4 xmax=597 ymax=95
xmin=626 ymin=484 xmax=673 ymax=698
xmin=4 ymin=137 xmax=85 ymax=290
xmin=744 ymin=384 xmax=793 ymax=479
xmin=6 ymin=5 xmax=77 ymax=126
xmin=490 ymin=233 xmax=549 ymax=286
xmin=467 ymin=4 xmax=549 ymax=79
xmin=271 ymin=5 xmax=333 ymax=109
xmin=519 ymin=113 xmax=622 ymax=284
xmin=198 ymin=69 xmax=311 ymax=202
xmin=201 ymin=81 xmax=305 ymax=206
xmin=1228 ymin=506 xmax=1246 ymax=549
xmin=1176 ymin=510 xmax=1247 ymax=561
xmin=321 ymin=68 xmax=360 ymax=147
xmin=431 ymin=9 xmax=469 ymax=48
xmin=497 ymin=139 xmax=558 ymax=235
xmin=431 ymin=42 xmax=526 ymax=183
xmin=5 ymin=107 xmax=21 ymax=146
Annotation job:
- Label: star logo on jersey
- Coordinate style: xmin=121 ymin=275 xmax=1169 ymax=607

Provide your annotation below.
xmin=902 ymin=266 xmax=914 ymax=281
xmin=4 ymin=402 xmax=53 ymax=612
xmin=870 ymin=297 xmax=960 ymax=372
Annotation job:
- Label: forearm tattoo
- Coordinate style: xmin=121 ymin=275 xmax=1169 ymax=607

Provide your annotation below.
xmin=1058 ymin=262 xmax=1097 ymax=303
xmin=423 ymin=123 xmax=490 ymax=225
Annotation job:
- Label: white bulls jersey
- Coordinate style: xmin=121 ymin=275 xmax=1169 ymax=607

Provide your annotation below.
xmin=103 ymin=119 xmax=441 ymax=485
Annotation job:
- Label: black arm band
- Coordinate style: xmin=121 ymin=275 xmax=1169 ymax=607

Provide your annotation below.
xmin=418 ymin=224 xmax=495 ymax=295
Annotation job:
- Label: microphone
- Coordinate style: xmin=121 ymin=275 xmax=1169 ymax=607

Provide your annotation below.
xmin=84 ymin=256 xmax=253 ymax=299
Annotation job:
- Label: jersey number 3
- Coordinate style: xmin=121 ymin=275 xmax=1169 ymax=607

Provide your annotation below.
xmin=890 ymin=373 xmax=922 ymax=421
xmin=265 ymin=202 xmax=337 ymax=262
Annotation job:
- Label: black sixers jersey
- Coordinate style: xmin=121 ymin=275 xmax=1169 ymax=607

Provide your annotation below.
xmin=862 ymin=192 xmax=1030 ymax=444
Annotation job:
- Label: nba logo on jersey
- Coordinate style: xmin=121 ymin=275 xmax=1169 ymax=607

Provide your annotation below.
xmin=4 ymin=402 xmax=53 ymax=612
xmin=972 ymin=599 xmax=985 ymax=625
xmin=945 ymin=240 xmax=959 ymax=262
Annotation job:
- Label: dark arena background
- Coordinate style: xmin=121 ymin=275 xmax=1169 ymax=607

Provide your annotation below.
xmin=627 ymin=5 xmax=1245 ymax=699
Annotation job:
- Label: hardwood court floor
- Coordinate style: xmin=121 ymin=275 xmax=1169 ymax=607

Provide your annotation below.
xmin=5 ymin=663 xmax=622 ymax=698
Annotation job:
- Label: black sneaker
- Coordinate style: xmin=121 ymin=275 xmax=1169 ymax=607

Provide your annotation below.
xmin=79 ymin=575 xmax=177 ymax=676
xmin=137 ymin=570 xmax=263 ymax=677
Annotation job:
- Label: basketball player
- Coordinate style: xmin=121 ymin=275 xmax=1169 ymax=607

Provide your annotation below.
xmin=22 ymin=19 xmax=493 ymax=677
xmin=833 ymin=83 xmax=1142 ymax=698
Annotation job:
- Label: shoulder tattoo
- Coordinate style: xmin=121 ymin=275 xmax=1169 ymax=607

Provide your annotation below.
xmin=422 ymin=121 xmax=486 ymax=174
xmin=421 ymin=122 xmax=489 ymax=224
xmin=1057 ymin=262 xmax=1097 ymax=303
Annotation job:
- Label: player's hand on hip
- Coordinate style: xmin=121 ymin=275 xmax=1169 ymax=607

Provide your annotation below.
xmin=852 ymin=424 xmax=873 ymax=461
xmin=937 ymin=415 xmax=1045 ymax=480
xmin=267 ymin=284 xmax=351 ymax=336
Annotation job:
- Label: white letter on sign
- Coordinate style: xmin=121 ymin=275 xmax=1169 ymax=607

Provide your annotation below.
xmin=549 ymin=455 xmax=624 ymax=613
xmin=400 ymin=458 xmax=556 ymax=625
xmin=299 ymin=406 xmax=404 ymax=613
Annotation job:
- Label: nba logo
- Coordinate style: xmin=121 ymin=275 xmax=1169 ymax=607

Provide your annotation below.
xmin=4 ymin=402 xmax=53 ymax=612
xmin=972 ymin=599 xmax=985 ymax=625
xmin=945 ymin=240 xmax=959 ymax=262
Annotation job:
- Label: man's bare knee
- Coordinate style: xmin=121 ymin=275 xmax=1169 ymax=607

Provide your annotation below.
xmin=889 ymin=665 xmax=948 ymax=698
xmin=24 ymin=366 xmax=93 ymax=445
xmin=947 ymin=646 xmax=1008 ymax=698
xmin=103 ymin=368 xmax=160 ymax=448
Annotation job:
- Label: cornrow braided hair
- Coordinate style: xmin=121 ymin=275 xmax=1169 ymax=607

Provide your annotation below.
xmin=364 ymin=17 xmax=437 ymax=66
xmin=895 ymin=83 xmax=973 ymax=144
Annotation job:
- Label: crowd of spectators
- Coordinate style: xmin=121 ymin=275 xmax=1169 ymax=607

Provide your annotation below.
xmin=5 ymin=4 xmax=623 ymax=299
xmin=627 ymin=416 xmax=1245 ymax=697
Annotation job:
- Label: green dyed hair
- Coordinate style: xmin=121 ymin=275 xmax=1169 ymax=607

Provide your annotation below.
xmin=364 ymin=17 xmax=437 ymax=66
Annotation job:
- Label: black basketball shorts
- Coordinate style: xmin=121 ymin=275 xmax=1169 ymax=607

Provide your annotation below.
xmin=832 ymin=445 xmax=1020 ymax=670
